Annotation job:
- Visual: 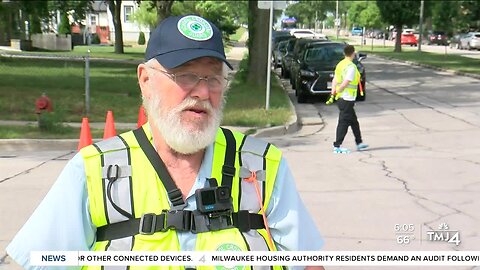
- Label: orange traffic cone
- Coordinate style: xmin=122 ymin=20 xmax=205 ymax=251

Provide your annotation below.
xmin=137 ymin=105 xmax=147 ymax=128
xmin=78 ymin=117 xmax=92 ymax=151
xmin=103 ymin=110 xmax=117 ymax=139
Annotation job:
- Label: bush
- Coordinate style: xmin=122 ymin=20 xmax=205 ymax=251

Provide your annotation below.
xmin=58 ymin=13 xmax=71 ymax=35
xmin=91 ymin=34 xmax=101 ymax=44
xmin=138 ymin=31 xmax=146 ymax=45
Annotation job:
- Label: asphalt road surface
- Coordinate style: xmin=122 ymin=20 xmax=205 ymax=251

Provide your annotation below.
xmin=271 ymin=54 xmax=480 ymax=269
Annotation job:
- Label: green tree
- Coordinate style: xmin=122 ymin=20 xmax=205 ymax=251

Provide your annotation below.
xmin=171 ymin=0 xmax=197 ymax=16
xmin=150 ymin=0 xmax=175 ymax=25
xmin=359 ymin=2 xmax=383 ymax=30
xmin=430 ymin=1 xmax=458 ymax=36
xmin=137 ymin=1 xmax=243 ymax=40
xmin=132 ymin=1 xmax=158 ymax=30
xmin=348 ymin=1 xmax=368 ymax=28
xmin=138 ymin=31 xmax=146 ymax=45
xmin=58 ymin=12 xmax=71 ymax=34
xmin=457 ymin=0 xmax=480 ymax=32
xmin=195 ymin=1 xmax=239 ymax=40
xmin=225 ymin=0 xmax=248 ymax=26
xmin=377 ymin=0 xmax=421 ymax=52
xmin=48 ymin=1 xmax=93 ymax=24
xmin=285 ymin=1 xmax=335 ymax=28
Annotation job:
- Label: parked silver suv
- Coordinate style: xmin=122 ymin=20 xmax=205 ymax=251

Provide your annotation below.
xmin=459 ymin=32 xmax=480 ymax=50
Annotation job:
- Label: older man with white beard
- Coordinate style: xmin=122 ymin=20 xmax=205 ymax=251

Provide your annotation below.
xmin=7 ymin=15 xmax=325 ymax=270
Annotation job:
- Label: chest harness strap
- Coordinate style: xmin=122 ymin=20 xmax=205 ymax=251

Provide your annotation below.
xmin=95 ymin=127 xmax=264 ymax=241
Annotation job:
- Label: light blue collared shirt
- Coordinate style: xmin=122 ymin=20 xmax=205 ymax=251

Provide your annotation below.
xmin=7 ymin=141 xmax=323 ymax=269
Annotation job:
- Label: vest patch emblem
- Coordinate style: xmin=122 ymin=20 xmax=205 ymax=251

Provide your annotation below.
xmin=215 ymin=243 xmax=245 ymax=270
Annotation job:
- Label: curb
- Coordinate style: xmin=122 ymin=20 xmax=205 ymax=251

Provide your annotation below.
xmin=372 ymin=54 xmax=480 ymax=80
xmin=0 ymin=139 xmax=100 ymax=152
xmin=254 ymin=73 xmax=301 ymax=138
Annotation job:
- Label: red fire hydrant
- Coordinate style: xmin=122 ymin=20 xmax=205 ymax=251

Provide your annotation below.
xmin=35 ymin=93 xmax=53 ymax=114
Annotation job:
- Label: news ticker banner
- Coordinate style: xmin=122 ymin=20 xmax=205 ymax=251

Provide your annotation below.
xmin=31 ymin=251 xmax=480 ymax=266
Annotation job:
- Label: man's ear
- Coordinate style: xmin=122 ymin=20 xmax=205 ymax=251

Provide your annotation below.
xmin=137 ymin=64 xmax=151 ymax=98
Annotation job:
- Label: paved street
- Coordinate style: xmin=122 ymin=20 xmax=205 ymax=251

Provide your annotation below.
xmin=269 ymin=54 xmax=480 ymax=269
xmin=1 ymin=54 xmax=479 ymax=269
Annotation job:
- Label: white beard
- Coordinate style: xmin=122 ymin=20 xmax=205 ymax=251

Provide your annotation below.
xmin=143 ymin=91 xmax=224 ymax=155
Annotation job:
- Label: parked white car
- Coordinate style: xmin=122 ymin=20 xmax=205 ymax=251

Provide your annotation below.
xmin=290 ymin=29 xmax=315 ymax=38
xmin=459 ymin=32 xmax=480 ymax=50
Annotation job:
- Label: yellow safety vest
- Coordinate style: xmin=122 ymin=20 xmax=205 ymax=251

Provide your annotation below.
xmin=334 ymin=58 xmax=360 ymax=100
xmin=80 ymin=124 xmax=284 ymax=270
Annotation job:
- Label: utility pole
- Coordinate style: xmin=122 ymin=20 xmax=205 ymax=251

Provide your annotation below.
xmin=265 ymin=1 xmax=274 ymax=110
xmin=418 ymin=0 xmax=424 ymax=52
xmin=335 ymin=0 xmax=339 ymax=39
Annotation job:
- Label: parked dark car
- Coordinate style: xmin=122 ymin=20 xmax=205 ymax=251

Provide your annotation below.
xmin=272 ymin=40 xmax=289 ymax=68
xmin=280 ymin=38 xmax=297 ymax=78
xmin=287 ymin=38 xmax=329 ymax=89
xmin=428 ymin=31 xmax=448 ymax=45
xmin=294 ymin=42 xmax=367 ymax=103
xmin=272 ymin=30 xmax=293 ymax=52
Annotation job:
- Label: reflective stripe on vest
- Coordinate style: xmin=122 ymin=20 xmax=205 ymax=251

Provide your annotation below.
xmin=80 ymin=124 xmax=283 ymax=270
xmin=335 ymin=58 xmax=360 ymax=99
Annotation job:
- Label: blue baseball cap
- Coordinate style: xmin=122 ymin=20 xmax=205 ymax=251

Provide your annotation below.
xmin=145 ymin=15 xmax=233 ymax=70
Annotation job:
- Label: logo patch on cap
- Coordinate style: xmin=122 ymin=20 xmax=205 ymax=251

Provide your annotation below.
xmin=177 ymin=15 xmax=213 ymax=41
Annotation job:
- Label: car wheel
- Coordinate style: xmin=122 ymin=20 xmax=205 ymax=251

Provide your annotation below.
xmin=468 ymin=43 xmax=472 ymax=50
xmin=296 ymin=80 xmax=307 ymax=103
xmin=297 ymin=91 xmax=307 ymax=103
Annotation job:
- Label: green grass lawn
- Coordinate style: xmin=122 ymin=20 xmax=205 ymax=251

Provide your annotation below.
xmin=224 ymin=71 xmax=291 ymax=127
xmin=357 ymin=45 xmax=480 ymax=76
xmin=0 ymin=54 xmax=292 ymax=138
xmin=230 ymin=27 xmax=247 ymax=43
xmin=0 ymin=57 xmax=141 ymax=123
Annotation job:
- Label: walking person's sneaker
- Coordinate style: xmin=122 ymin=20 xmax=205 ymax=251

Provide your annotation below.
xmin=333 ymin=147 xmax=351 ymax=154
xmin=356 ymin=143 xmax=369 ymax=151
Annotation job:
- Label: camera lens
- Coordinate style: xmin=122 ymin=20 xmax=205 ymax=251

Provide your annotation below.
xmin=216 ymin=187 xmax=230 ymax=200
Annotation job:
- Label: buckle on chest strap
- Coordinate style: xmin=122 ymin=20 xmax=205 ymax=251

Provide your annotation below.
xmin=163 ymin=210 xmax=191 ymax=232
xmin=139 ymin=213 xmax=157 ymax=235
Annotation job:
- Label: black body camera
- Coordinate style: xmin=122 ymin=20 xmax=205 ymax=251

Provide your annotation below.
xmin=195 ymin=186 xmax=232 ymax=214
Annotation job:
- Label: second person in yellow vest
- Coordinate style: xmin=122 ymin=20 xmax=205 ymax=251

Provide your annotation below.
xmin=330 ymin=45 xmax=368 ymax=154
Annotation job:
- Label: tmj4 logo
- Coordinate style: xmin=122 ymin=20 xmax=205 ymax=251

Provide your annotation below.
xmin=426 ymin=223 xmax=461 ymax=246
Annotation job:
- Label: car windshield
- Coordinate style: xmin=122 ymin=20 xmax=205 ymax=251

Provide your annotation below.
xmin=474 ymin=34 xmax=480 ymax=38
xmin=304 ymin=45 xmax=344 ymax=64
